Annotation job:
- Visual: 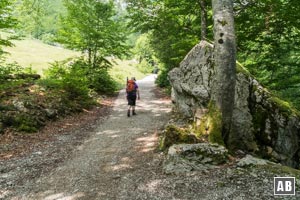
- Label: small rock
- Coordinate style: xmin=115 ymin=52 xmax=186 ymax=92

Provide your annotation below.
xmin=237 ymin=154 xmax=273 ymax=167
xmin=33 ymin=151 xmax=42 ymax=155
xmin=45 ymin=108 xmax=57 ymax=119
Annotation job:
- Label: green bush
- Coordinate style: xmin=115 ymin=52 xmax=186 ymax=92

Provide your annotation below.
xmin=155 ymin=69 xmax=170 ymax=87
xmin=72 ymin=58 xmax=118 ymax=94
xmin=14 ymin=113 xmax=39 ymax=133
xmin=42 ymin=60 xmax=90 ymax=99
xmin=0 ymin=63 xmax=36 ymax=94
xmin=89 ymin=69 xmax=117 ymax=94
xmin=136 ymin=59 xmax=154 ymax=74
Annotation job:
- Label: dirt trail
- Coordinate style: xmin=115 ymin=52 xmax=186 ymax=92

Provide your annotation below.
xmin=1 ymin=75 xmax=283 ymax=200
xmin=5 ymin=75 xmax=172 ymax=199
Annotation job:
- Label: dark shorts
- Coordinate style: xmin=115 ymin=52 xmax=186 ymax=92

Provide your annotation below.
xmin=127 ymin=95 xmax=137 ymax=106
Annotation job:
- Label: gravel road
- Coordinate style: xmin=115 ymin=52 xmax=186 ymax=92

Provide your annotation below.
xmin=1 ymin=75 xmax=298 ymax=200
xmin=2 ymin=75 xmax=172 ymax=199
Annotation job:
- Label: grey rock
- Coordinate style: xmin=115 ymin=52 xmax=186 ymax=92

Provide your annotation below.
xmin=12 ymin=99 xmax=27 ymax=112
xmin=237 ymin=155 xmax=273 ymax=167
xmin=168 ymin=40 xmax=300 ymax=168
xmin=45 ymin=108 xmax=58 ymax=119
xmin=163 ymin=143 xmax=228 ymax=174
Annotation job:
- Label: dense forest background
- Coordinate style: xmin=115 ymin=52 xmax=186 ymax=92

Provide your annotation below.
xmin=125 ymin=0 xmax=300 ymax=110
xmin=0 ymin=0 xmax=300 ymax=132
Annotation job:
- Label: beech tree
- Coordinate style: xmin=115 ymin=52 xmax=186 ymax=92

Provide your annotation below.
xmin=211 ymin=0 xmax=236 ymax=145
xmin=58 ymin=0 xmax=128 ymax=67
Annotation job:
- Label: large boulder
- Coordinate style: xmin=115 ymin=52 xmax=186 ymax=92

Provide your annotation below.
xmin=168 ymin=40 xmax=300 ymax=168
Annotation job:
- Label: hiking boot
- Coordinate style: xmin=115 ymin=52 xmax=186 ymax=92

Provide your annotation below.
xmin=127 ymin=110 xmax=130 ymax=117
xmin=132 ymin=111 xmax=137 ymax=115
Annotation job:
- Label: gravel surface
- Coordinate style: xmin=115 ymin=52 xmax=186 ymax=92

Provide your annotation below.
xmin=1 ymin=75 xmax=300 ymax=200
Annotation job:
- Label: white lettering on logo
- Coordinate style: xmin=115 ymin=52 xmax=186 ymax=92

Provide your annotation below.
xmin=285 ymin=181 xmax=292 ymax=192
xmin=277 ymin=181 xmax=284 ymax=192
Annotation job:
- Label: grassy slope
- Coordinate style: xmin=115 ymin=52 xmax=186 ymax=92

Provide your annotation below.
xmin=3 ymin=37 xmax=147 ymax=86
xmin=3 ymin=38 xmax=80 ymax=74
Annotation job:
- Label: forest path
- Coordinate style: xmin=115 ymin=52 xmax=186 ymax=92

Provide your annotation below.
xmin=9 ymin=74 xmax=172 ymax=199
xmin=1 ymin=76 xmax=289 ymax=200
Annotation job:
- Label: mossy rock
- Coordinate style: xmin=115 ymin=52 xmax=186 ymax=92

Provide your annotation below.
xmin=159 ymin=124 xmax=199 ymax=151
xmin=207 ymin=102 xmax=224 ymax=146
xmin=269 ymin=96 xmax=300 ymax=117
xmin=259 ymin=164 xmax=300 ymax=178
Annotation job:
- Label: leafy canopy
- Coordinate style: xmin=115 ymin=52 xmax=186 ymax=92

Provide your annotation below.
xmin=58 ymin=0 xmax=129 ymax=67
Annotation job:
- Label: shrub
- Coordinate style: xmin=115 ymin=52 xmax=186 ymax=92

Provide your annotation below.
xmin=155 ymin=69 xmax=170 ymax=87
xmin=88 ymin=68 xmax=117 ymax=94
xmin=41 ymin=60 xmax=90 ymax=99
xmin=136 ymin=59 xmax=154 ymax=74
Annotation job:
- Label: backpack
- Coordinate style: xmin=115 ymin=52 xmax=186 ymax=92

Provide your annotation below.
xmin=126 ymin=80 xmax=136 ymax=93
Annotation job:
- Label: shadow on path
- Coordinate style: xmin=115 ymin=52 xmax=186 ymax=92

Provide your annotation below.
xmin=9 ymin=75 xmax=172 ymax=200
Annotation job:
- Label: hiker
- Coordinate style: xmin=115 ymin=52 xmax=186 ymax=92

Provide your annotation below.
xmin=126 ymin=77 xmax=140 ymax=117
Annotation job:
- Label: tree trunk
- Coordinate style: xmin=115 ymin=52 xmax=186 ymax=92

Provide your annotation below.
xmin=211 ymin=0 xmax=236 ymax=145
xmin=199 ymin=0 xmax=207 ymax=40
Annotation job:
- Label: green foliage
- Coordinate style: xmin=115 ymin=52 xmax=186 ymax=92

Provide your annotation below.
xmin=0 ymin=62 xmax=25 ymax=92
xmin=58 ymin=0 xmax=129 ymax=67
xmin=235 ymin=0 xmax=300 ymax=110
xmin=14 ymin=113 xmax=39 ymax=132
xmin=14 ymin=0 xmax=65 ymax=42
xmin=133 ymin=34 xmax=156 ymax=73
xmin=127 ymin=0 xmax=211 ymax=87
xmin=0 ymin=62 xmax=22 ymax=79
xmin=155 ymin=69 xmax=170 ymax=87
xmin=41 ymin=59 xmax=90 ymax=100
xmin=0 ymin=0 xmax=17 ymax=57
xmin=41 ymin=58 xmax=118 ymax=95
xmin=136 ymin=59 xmax=153 ymax=74
xmin=88 ymin=68 xmax=117 ymax=94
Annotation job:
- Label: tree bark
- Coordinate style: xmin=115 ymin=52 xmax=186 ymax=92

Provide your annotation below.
xmin=199 ymin=0 xmax=208 ymax=40
xmin=211 ymin=0 xmax=236 ymax=145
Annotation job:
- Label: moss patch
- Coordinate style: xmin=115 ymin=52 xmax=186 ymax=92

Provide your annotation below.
xmin=236 ymin=61 xmax=252 ymax=77
xmin=159 ymin=124 xmax=199 ymax=151
xmin=269 ymin=96 xmax=300 ymax=117
xmin=193 ymin=102 xmax=224 ymax=146
xmin=259 ymin=164 xmax=300 ymax=178
xmin=207 ymin=102 xmax=224 ymax=146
